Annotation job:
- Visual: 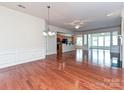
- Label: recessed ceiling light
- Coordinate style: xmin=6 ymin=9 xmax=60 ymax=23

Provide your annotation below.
xmin=17 ymin=5 xmax=26 ymax=9
xmin=75 ymin=25 xmax=80 ymax=29
xmin=107 ymin=13 xmax=113 ymax=17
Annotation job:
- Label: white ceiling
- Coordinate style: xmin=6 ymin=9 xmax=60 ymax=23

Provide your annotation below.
xmin=0 ymin=2 xmax=123 ymax=31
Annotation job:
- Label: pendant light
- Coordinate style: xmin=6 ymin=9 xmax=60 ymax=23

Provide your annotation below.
xmin=43 ymin=5 xmax=55 ymax=36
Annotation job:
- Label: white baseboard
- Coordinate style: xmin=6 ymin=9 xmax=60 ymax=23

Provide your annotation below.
xmin=0 ymin=48 xmax=45 ymax=69
xmin=47 ymin=51 xmax=57 ymax=55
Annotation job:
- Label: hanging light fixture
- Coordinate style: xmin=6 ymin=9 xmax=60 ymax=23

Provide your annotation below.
xmin=43 ymin=5 xmax=56 ymax=36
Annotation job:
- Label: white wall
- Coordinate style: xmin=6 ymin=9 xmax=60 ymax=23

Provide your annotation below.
xmin=46 ymin=34 xmax=57 ymax=55
xmin=121 ymin=3 xmax=124 ymax=68
xmin=0 ymin=6 xmax=46 ymax=68
xmin=121 ymin=18 xmax=124 ymax=68
xmin=46 ymin=25 xmax=75 ymax=55
xmin=120 ymin=16 xmax=124 ymax=68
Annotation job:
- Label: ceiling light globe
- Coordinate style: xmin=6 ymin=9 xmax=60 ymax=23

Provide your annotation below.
xmin=75 ymin=25 xmax=80 ymax=29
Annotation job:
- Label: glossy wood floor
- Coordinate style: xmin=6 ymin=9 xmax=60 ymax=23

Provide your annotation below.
xmin=0 ymin=49 xmax=124 ymax=90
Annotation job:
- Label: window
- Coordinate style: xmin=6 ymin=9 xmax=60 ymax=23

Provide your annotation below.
xmin=112 ymin=32 xmax=118 ymax=45
xmin=88 ymin=34 xmax=91 ymax=47
xmin=82 ymin=31 xmax=118 ymax=49
xmin=92 ymin=34 xmax=98 ymax=47
xmin=92 ymin=36 xmax=97 ymax=46
xmin=76 ymin=36 xmax=83 ymax=46
xmin=105 ymin=35 xmax=110 ymax=46
xmin=98 ymin=36 xmax=104 ymax=46
xmin=84 ymin=34 xmax=87 ymax=45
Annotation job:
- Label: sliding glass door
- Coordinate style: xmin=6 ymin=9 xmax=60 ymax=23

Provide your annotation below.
xmin=89 ymin=32 xmax=111 ymax=49
xmin=76 ymin=31 xmax=119 ymax=51
xmin=76 ymin=35 xmax=83 ymax=47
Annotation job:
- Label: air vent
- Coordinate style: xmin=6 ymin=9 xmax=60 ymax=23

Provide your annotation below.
xmin=17 ymin=5 xmax=26 ymax=9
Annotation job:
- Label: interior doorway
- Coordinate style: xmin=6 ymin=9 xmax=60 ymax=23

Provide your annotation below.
xmin=56 ymin=32 xmax=75 ymax=56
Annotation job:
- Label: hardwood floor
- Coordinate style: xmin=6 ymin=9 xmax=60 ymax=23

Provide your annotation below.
xmin=0 ymin=49 xmax=124 ymax=90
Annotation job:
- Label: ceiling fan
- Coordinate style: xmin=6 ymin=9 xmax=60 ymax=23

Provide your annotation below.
xmin=64 ymin=19 xmax=91 ymax=29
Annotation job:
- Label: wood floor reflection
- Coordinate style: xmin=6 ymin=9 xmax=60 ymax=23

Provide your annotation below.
xmin=0 ymin=49 xmax=124 ymax=89
xmin=76 ymin=49 xmax=122 ymax=68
